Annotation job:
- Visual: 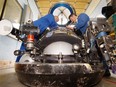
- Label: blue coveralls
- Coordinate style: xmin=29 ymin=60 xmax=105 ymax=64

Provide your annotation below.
xmin=33 ymin=14 xmax=58 ymax=34
xmin=75 ymin=13 xmax=90 ymax=35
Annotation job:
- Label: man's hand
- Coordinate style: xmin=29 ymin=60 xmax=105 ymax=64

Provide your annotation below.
xmin=66 ymin=25 xmax=74 ymax=30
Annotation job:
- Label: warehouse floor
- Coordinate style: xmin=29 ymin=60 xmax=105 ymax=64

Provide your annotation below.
xmin=0 ymin=68 xmax=116 ymax=87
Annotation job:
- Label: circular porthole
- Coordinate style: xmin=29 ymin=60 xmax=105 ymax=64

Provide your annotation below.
xmin=49 ymin=3 xmax=76 ymax=26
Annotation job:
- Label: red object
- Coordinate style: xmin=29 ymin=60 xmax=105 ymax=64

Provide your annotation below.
xmin=27 ymin=34 xmax=34 ymax=41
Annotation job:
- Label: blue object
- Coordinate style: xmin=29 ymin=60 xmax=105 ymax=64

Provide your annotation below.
xmin=49 ymin=3 xmax=74 ymax=15
xmin=96 ymin=31 xmax=107 ymax=38
xmin=75 ymin=13 xmax=90 ymax=35
xmin=33 ymin=14 xmax=58 ymax=34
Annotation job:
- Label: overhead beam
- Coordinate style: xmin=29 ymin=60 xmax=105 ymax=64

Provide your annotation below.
xmin=36 ymin=0 xmax=92 ymax=16
xmin=85 ymin=0 xmax=101 ymax=16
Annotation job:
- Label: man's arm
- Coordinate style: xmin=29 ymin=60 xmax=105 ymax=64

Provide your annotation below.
xmin=75 ymin=13 xmax=90 ymax=29
xmin=49 ymin=22 xmax=58 ymax=29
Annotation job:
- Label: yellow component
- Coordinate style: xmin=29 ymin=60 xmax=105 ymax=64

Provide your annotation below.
xmin=110 ymin=32 xmax=115 ymax=36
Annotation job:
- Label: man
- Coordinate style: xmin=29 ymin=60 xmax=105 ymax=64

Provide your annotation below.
xmin=66 ymin=13 xmax=90 ymax=35
xmin=33 ymin=14 xmax=59 ymax=34
xmin=67 ymin=13 xmax=111 ymax=76
xmin=16 ymin=14 xmax=59 ymax=62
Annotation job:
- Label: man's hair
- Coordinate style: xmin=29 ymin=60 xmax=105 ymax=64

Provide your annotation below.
xmin=68 ymin=13 xmax=76 ymax=19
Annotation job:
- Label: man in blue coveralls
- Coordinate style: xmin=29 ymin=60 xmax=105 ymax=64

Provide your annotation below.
xmin=33 ymin=14 xmax=59 ymax=35
xmin=66 ymin=13 xmax=90 ymax=35
xmin=67 ymin=13 xmax=111 ymax=76
xmin=16 ymin=14 xmax=59 ymax=62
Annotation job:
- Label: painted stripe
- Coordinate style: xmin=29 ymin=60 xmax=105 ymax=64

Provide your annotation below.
xmin=103 ymin=78 xmax=116 ymax=84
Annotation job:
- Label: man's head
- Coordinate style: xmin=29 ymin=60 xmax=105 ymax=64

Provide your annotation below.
xmin=54 ymin=16 xmax=59 ymax=22
xmin=69 ymin=13 xmax=77 ymax=23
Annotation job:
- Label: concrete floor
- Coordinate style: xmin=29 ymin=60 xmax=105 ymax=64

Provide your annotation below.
xmin=0 ymin=68 xmax=116 ymax=87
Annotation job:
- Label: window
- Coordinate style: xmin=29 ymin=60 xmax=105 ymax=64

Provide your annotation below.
xmin=2 ymin=0 xmax=22 ymax=29
xmin=49 ymin=3 xmax=75 ymax=26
